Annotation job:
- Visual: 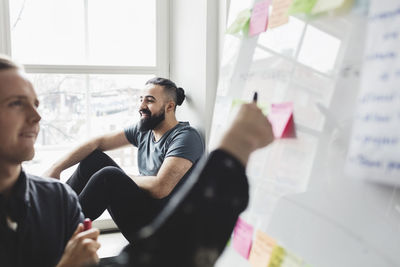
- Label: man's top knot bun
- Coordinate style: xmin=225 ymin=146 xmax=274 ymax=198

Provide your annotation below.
xmin=176 ymin=87 xmax=185 ymax=106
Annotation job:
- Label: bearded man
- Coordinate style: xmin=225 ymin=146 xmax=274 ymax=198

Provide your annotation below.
xmin=45 ymin=77 xmax=204 ymax=243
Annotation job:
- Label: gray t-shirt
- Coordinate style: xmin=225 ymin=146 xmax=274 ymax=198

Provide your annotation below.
xmin=124 ymin=122 xmax=204 ymax=176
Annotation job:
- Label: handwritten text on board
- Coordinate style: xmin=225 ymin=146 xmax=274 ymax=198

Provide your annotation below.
xmin=346 ymin=0 xmax=400 ymax=186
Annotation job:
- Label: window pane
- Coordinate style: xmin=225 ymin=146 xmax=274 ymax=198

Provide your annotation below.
xmin=24 ymin=74 xmax=153 ymax=177
xmin=9 ymin=0 xmax=156 ymax=66
xmin=88 ymin=0 xmax=156 ymax=66
xmin=88 ymin=74 xmax=146 ymax=136
xmin=9 ymin=0 xmax=86 ymax=65
xmin=257 ymin=16 xmax=306 ymax=58
xmin=32 ymin=74 xmax=87 ymax=144
xmin=297 ymin=25 xmax=341 ymax=75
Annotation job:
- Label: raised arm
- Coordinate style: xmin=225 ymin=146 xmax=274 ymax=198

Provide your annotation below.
xmin=110 ymin=103 xmax=275 ymax=267
xmin=44 ymin=131 xmax=130 ymax=179
xmin=218 ymin=103 xmax=274 ymax=165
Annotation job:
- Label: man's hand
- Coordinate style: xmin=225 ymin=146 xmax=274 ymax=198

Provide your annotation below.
xmin=56 ymin=223 xmax=101 ymax=267
xmin=43 ymin=167 xmax=61 ymax=179
xmin=218 ymin=103 xmax=274 ymax=165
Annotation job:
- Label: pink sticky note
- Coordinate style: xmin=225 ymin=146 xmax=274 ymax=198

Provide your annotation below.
xmin=268 ymin=102 xmax=296 ymax=138
xmin=249 ymin=0 xmax=271 ymax=37
xmin=233 ymin=217 xmax=254 ymax=259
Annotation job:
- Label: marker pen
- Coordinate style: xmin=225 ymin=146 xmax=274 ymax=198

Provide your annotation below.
xmin=253 ymin=92 xmax=258 ymax=103
xmin=83 ymin=218 xmax=92 ymax=231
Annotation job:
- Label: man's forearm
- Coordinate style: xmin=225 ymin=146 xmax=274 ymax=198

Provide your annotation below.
xmin=129 ymin=175 xmax=165 ymax=198
xmin=129 ymin=157 xmax=193 ymax=199
xmin=46 ymin=140 xmax=101 ymax=178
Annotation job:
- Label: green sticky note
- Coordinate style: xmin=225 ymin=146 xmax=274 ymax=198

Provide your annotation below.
xmin=231 ymin=99 xmax=269 ymax=115
xmin=226 ymin=237 xmax=231 ymax=247
xmin=311 ymin=0 xmax=348 ymax=14
xmin=242 ymin=19 xmax=250 ymax=36
xmin=226 ymin=9 xmax=252 ymax=35
xmin=283 ymin=250 xmax=304 ymax=266
xmin=288 ymin=0 xmax=318 ymax=14
xmin=231 ymin=99 xmax=247 ymax=108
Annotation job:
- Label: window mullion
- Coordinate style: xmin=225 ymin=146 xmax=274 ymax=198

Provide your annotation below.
xmin=0 ymin=0 xmax=12 ymax=55
xmin=156 ymin=0 xmax=169 ymax=78
xmin=24 ymin=65 xmax=158 ymax=75
xmin=85 ymin=74 xmax=91 ymax=139
xmin=84 ymin=0 xmax=90 ymax=63
xmin=84 ymin=1 xmax=91 ymax=139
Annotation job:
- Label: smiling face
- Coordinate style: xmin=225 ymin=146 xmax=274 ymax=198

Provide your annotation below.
xmin=138 ymin=84 xmax=168 ymax=132
xmin=0 ymin=69 xmax=41 ymax=165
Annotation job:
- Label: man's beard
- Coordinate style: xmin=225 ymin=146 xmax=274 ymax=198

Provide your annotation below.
xmin=138 ymin=109 xmax=165 ymax=132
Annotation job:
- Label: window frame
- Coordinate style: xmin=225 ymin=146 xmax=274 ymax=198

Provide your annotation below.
xmin=0 ymin=0 xmax=170 ymax=231
xmin=0 ymin=0 xmax=169 ymax=77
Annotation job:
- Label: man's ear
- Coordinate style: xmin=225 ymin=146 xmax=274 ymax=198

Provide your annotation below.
xmin=166 ymin=101 xmax=175 ymax=112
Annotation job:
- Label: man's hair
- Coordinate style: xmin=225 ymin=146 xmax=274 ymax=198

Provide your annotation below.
xmin=145 ymin=77 xmax=185 ymax=110
xmin=0 ymin=54 xmax=21 ymax=71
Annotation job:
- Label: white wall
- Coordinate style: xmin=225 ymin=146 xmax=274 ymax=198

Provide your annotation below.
xmin=169 ymin=0 xmax=225 ymax=147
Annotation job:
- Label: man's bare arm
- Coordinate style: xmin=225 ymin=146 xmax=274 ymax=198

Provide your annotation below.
xmin=44 ymin=131 xmax=130 ymax=179
xmin=131 ymin=156 xmax=193 ymax=199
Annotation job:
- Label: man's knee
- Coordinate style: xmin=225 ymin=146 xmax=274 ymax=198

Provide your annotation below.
xmin=93 ymin=166 xmax=138 ymax=187
xmin=97 ymin=166 xmax=125 ymax=178
xmin=79 ymin=150 xmax=119 ymax=173
xmin=81 ymin=149 xmax=107 ymax=164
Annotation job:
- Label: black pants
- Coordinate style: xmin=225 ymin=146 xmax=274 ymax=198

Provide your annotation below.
xmin=66 ymin=150 xmax=162 ymax=243
xmin=98 ymin=150 xmax=249 ymax=267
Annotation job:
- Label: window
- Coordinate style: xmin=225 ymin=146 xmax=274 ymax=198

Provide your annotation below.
xmin=9 ymin=0 xmax=159 ymax=66
xmin=0 ymin=0 xmax=169 ymax=228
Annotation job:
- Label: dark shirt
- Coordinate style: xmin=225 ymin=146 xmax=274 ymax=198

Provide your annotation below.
xmin=100 ymin=149 xmax=249 ymax=267
xmin=0 ymin=170 xmax=84 ymax=267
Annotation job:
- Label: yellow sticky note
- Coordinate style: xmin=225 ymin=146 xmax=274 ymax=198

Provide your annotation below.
xmin=249 ymin=230 xmax=277 ymax=267
xmin=268 ymin=245 xmax=286 ymax=267
xmin=269 ymin=0 xmax=293 ymax=29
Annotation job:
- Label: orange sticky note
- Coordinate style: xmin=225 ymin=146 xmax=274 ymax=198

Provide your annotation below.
xmin=233 ymin=217 xmax=254 ymax=259
xmin=249 ymin=0 xmax=271 ymax=36
xmin=249 ymin=230 xmax=277 ymax=267
xmin=268 ymin=0 xmax=293 ymax=29
xmin=268 ymin=102 xmax=296 ymax=138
